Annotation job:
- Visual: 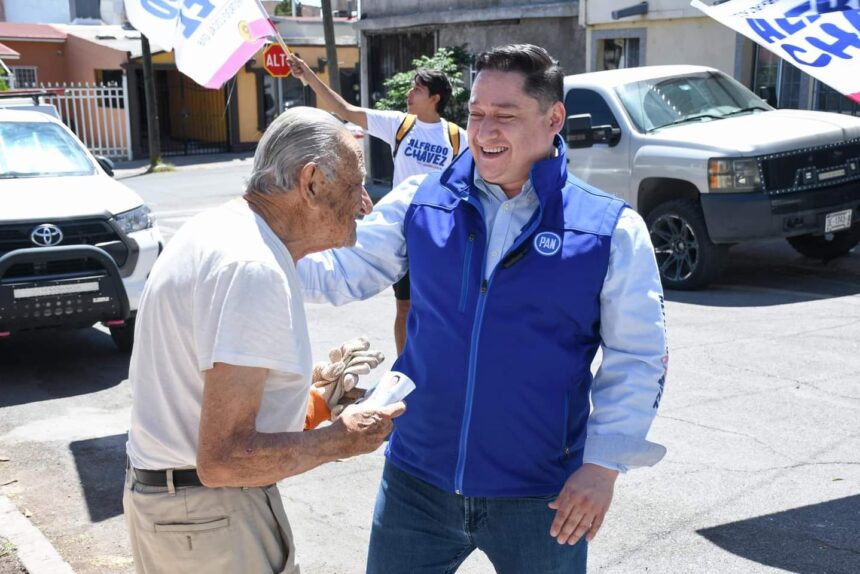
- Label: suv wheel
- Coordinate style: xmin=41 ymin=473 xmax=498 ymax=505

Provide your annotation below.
xmin=786 ymin=225 xmax=860 ymax=260
xmin=646 ymin=199 xmax=726 ymax=290
xmin=109 ymin=316 xmax=135 ymax=353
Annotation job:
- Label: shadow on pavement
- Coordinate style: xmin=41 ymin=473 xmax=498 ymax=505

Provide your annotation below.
xmin=69 ymin=433 xmax=127 ymax=523
xmin=697 ymin=494 xmax=860 ymax=574
xmin=665 ymin=241 xmax=860 ymax=308
xmin=0 ymin=327 xmax=129 ymax=408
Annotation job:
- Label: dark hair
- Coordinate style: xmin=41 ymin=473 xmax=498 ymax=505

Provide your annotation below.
xmin=413 ymin=69 xmax=453 ymax=115
xmin=475 ymin=44 xmax=563 ymax=111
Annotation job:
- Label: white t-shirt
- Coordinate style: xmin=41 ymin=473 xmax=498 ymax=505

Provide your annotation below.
xmin=126 ymin=199 xmax=313 ymax=470
xmin=366 ymin=109 xmax=467 ymax=187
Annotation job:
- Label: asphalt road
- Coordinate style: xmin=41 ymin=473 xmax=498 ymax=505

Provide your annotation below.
xmin=0 ymin=164 xmax=858 ymax=573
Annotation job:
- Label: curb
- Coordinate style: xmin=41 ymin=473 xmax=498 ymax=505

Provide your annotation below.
xmin=0 ymin=495 xmax=74 ymax=574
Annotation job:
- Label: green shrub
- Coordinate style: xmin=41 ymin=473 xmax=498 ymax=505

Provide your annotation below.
xmin=374 ymin=46 xmax=472 ymax=127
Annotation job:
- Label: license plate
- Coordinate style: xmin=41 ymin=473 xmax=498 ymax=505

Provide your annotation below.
xmin=13 ymin=281 xmax=99 ymax=299
xmin=824 ymin=209 xmax=852 ymax=233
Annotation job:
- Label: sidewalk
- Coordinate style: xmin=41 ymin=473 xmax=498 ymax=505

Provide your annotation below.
xmin=0 ymin=495 xmax=74 ymax=574
xmin=114 ymin=152 xmax=393 ymax=201
xmin=112 ymin=151 xmax=255 ymax=179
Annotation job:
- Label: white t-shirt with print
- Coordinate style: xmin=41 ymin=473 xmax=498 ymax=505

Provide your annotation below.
xmin=126 ymin=199 xmax=313 ymax=470
xmin=366 ymin=109 xmax=467 ymax=187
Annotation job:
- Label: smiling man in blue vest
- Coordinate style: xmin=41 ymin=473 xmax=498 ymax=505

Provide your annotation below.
xmin=298 ymin=44 xmax=668 ymax=573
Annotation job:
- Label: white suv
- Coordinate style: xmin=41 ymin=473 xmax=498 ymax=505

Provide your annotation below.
xmin=0 ymin=109 xmax=163 ymax=351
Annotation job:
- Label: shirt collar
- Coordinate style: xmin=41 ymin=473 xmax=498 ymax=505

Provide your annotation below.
xmin=473 ymin=172 xmax=536 ymax=205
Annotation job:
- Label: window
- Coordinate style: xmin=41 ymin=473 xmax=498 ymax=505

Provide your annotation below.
xmin=564 ymin=89 xmax=619 ymax=129
xmin=0 ymin=122 xmax=94 ymax=178
xmin=10 ymin=66 xmax=37 ymax=88
xmin=815 ymin=82 xmax=860 ymax=116
xmin=598 ymin=38 xmax=640 ymax=71
xmin=96 ymin=70 xmax=125 ymax=108
xmin=70 ymin=0 xmax=100 ymax=19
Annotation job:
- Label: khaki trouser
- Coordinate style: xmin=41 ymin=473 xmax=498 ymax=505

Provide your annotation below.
xmin=123 ymin=468 xmax=300 ymax=574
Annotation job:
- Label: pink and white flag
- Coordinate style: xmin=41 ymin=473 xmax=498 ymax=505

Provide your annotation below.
xmin=692 ymin=0 xmax=860 ymax=103
xmin=124 ymin=0 xmax=276 ymax=89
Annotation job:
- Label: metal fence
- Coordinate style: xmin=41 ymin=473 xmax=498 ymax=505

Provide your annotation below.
xmin=39 ymin=78 xmax=133 ymax=160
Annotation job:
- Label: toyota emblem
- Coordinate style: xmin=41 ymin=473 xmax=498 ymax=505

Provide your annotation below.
xmin=30 ymin=224 xmax=64 ymax=247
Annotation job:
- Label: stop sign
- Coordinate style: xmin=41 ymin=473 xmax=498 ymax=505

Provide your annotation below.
xmin=263 ymin=44 xmax=292 ymax=78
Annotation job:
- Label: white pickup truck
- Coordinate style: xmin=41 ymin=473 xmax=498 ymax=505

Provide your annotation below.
xmin=563 ymin=65 xmax=860 ymax=289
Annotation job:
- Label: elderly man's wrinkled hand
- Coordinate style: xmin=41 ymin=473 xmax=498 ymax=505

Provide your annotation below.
xmin=548 ymin=463 xmax=619 ymax=545
xmin=333 ymin=402 xmax=406 ymax=456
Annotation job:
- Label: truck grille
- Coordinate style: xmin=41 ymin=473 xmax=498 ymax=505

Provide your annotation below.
xmin=760 ymin=139 xmax=860 ymax=195
xmin=0 ymin=219 xmax=128 ymax=277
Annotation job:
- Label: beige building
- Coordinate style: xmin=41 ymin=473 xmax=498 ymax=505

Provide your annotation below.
xmin=579 ymin=0 xmax=859 ymax=115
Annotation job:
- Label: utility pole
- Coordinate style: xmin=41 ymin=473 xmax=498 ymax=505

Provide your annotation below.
xmin=321 ymin=0 xmax=341 ymax=95
xmin=141 ymin=34 xmax=162 ymax=170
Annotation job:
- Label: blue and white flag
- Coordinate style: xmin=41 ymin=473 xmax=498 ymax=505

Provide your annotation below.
xmin=124 ymin=0 xmax=276 ymax=89
xmin=692 ymin=0 xmax=860 ymax=103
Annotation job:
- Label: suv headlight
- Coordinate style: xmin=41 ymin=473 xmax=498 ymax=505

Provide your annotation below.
xmin=115 ymin=205 xmax=154 ymax=234
xmin=708 ymin=158 xmax=761 ymax=192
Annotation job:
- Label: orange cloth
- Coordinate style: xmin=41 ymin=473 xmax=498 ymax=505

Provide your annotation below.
xmin=304 ymin=388 xmax=332 ymax=430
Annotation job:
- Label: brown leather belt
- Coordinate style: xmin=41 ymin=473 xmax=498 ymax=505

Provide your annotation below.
xmin=133 ymin=467 xmax=203 ymax=488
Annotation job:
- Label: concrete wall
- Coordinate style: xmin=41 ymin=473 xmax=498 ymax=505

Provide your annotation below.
xmin=365 ymin=0 xmax=569 ymax=16
xmin=438 ymin=16 xmax=585 ymax=75
xmin=585 ymin=17 xmax=735 ymax=74
xmin=583 ymin=0 xmax=701 ymax=25
xmin=64 ymin=34 xmax=126 ymax=84
xmin=4 ymin=0 xmax=71 ymax=23
xmin=3 ymin=40 xmax=67 ymax=85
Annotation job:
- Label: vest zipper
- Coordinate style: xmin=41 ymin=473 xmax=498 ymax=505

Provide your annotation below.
xmin=458 ymin=234 xmax=476 ymax=312
xmin=562 ymin=390 xmax=571 ymax=460
xmin=453 ymin=205 xmax=544 ymax=495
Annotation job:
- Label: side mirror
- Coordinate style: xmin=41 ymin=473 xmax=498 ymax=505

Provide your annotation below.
xmin=566 ymin=114 xmax=594 ymax=149
xmin=757 ymin=86 xmax=777 ymax=108
xmin=96 ymin=156 xmax=115 ymax=177
xmin=566 ymin=114 xmax=622 ymax=149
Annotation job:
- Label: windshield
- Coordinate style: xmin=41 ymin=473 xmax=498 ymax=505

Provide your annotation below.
xmin=0 ymin=121 xmax=95 ymax=178
xmin=616 ymin=71 xmax=770 ymax=133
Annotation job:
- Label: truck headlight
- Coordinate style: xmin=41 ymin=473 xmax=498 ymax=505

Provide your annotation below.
xmin=708 ymin=158 xmax=761 ymax=192
xmin=115 ymin=205 xmax=154 ymax=234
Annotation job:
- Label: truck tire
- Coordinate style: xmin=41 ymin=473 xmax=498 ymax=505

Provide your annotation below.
xmin=646 ymin=199 xmax=726 ymax=290
xmin=109 ymin=317 xmax=135 ymax=353
xmin=786 ymin=225 xmax=860 ymax=260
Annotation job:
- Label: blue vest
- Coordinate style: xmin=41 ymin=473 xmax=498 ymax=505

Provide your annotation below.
xmin=388 ymin=137 xmax=628 ymax=497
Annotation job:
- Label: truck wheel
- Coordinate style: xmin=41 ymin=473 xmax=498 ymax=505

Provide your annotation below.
xmin=646 ymin=199 xmax=726 ymax=290
xmin=786 ymin=225 xmax=860 ymax=260
xmin=109 ymin=317 xmax=135 ymax=353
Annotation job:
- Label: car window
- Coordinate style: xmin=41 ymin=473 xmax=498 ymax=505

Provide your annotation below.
xmin=616 ymin=71 xmax=769 ymax=132
xmin=564 ymin=89 xmax=620 ymax=130
xmin=0 ymin=122 xmax=95 ymax=178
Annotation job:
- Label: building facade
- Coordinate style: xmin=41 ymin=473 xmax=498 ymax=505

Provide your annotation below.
xmin=581 ymin=0 xmax=859 ymax=115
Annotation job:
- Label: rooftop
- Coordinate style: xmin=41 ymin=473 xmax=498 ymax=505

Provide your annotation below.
xmin=0 ymin=22 xmax=66 ymax=42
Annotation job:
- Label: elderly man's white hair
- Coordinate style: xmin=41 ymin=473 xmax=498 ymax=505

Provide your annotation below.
xmin=247 ymin=106 xmax=349 ymax=195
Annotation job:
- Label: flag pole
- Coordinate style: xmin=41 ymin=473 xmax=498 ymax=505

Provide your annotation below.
xmin=268 ymin=22 xmax=307 ymax=86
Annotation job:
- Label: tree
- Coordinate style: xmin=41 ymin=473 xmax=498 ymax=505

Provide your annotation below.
xmin=374 ymin=46 xmax=472 ymax=127
xmin=274 ymin=1 xmax=293 ymax=16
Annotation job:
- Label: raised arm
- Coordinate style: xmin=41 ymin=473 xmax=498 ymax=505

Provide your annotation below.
xmin=287 ymin=54 xmax=368 ymax=129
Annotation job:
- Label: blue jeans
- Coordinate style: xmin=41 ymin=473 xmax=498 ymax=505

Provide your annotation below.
xmin=367 ymin=461 xmax=587 ymax=574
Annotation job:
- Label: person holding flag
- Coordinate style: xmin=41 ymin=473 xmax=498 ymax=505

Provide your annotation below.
xmin=287 ymin=52 xmax=467 ymax=356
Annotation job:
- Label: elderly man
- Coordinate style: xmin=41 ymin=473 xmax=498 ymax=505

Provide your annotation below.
xmin=298 ymin=45 xmax=668 ymax=573
xmin=123 ymin=107 xmax=404 ymax=574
